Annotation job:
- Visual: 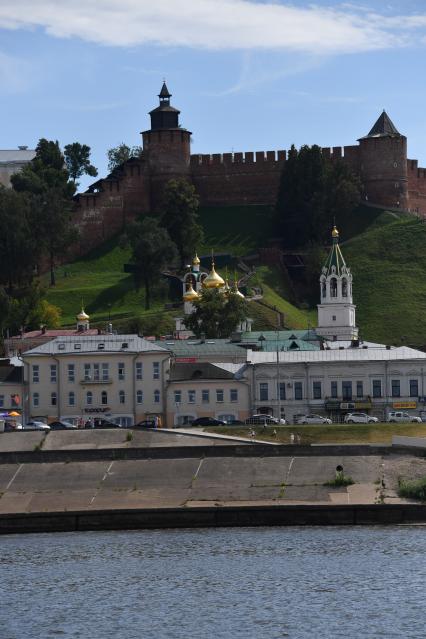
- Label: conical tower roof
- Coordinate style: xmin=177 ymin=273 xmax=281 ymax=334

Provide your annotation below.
xmin=322 ymin=226 xmax=348 ymax=277
xmin=158 ymin=81 xmax=171 ymax=99
xmin=360 ymin=110 xmax=402 ymax=139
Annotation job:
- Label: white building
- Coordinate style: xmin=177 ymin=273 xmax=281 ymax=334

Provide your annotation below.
xmin=0 ymin=147 xmax=36 ymax=187
xmin=22 ymin=334 xmax=170 ymax=426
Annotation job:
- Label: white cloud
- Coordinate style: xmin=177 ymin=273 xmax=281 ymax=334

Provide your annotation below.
xmin=0 ymin=50 xmax=33 ymax=94
xmin=0 ymin=1 xmax=425 ymax=54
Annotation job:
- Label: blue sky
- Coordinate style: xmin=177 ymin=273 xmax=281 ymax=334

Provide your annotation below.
xmin=1 ymin=0 xmax=426 ymax=190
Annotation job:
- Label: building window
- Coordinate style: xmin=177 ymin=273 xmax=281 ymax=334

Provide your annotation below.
xmin=33 ymin=392 xmax=39 ymax=407
xmin=372 ymin=379 xmax=382 ymax=398
xmin=68 ymin=364 xmax=75 ymax=383
xmin=410 ymin=379 xmax=419 ymax=398
xmin=331 ymin=381 xmax=338 ymax=398
xmin=332 ymin=315 xmax=336 ymax=321
xmin=119 ymin=390 xmax=125 ymax=404
xmin=330 ymin=277 xmax=337 ymax=297
xmin=101 ymin=391 xmax=108 ymax=405
xmin=342 ymin=381 xmax=352 ymax=401
xmin=102 ymin=363 xmax=109 ymax=381
xmin=188 ymin=390 xmax=196 ymax=404
xmin=50 ymin=364 xmax=57 ymax=383
xmin=68 ymin=391 xmax=75 ymax=406
xmin=86 ymin=391 xmax=93 ymax=405
xmin=356 ymin=381 xmax=363 ymax=398
xmin=230 ymin=389 xmax=238 ymax=402
xmin=136 ymin=362 xmax=143 ymax=380
xmin=93 ymin=363 xmax=100 ymax=381
xmin=278 ymin=383 xmax=286 ymax=401
xmin=0 ymin=395 xmax=3 ymax=408
xmin=342 ymin=278 xmax=348 ymax=297
xmin=136 ymin=390 xmax=143 ymax=404
xmin=153 ymin=362 xmax=160 ymax=380
xmin=216 ymin=389 xmax=224 ymax=403
xmin=313 ymin=381 xmax=322 ymax=400
xmin=154 ymin=390 xmax=160 ymax=404
xmin=294 ymin=382 xmax=303 ymax=400
xmin=174 ymin=390 xmax=181 ymax=404
xmin=118 ymin=362 xmax=125 ymax=381
xmin=51 ymin=392 xmax=57 ymax=406
xmin=32 ymin=365 xmax=39 ymax=384
xmin=259 ymin=383 xmax=269 ymax=401
xmin=84 ymin=363 xmax=91 ymax=381
xmin=391 ymin=379 xmax=400 ymax=398
xmin=202 ymin=390 xmax=210 ymax=403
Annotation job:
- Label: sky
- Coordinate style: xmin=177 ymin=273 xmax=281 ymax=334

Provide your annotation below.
xmin=1 ymin=0 xmax=426 ymax=191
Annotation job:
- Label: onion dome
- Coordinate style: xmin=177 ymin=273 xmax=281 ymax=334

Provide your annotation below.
xmin=192 ymin=253 xmax=200 ymax=266
xmin=202 ymin=259 xmax=225 ymax=289
xmin=232 ymin=281 xmax=245 ymax=299
xmin=77 ymin=306 xmax=90 ymax=321
xmin=183 ymin=283 xmax=199 ymax=302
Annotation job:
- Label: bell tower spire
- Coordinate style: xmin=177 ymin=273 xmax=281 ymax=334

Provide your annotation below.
xmin=316 ymin=226 xmax=358 ymax=341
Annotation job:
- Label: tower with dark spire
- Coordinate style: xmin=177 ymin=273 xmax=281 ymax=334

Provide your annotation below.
xmin=358 ymin=110 xmax=408 ymax=210
xmin=316 ymin=226 xmax=358 ymax=342
xmin=142 ymin=82 xmax=191 ymax=210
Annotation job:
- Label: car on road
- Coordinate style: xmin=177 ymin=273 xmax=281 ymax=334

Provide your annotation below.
xmin=49 ymin=421 xmax=78 ymax=430
xmin=296 ymin=414 xmax=332 ymax=425
xmin=23 ymin=420 xmax=50 ymax=430
xmin=191 ymin=417 xmax=226 ymax=427
xmin=225 ymin=419 xmax=245 ymax=426
xmin=344 ymin=412 xmax=378 ymax=424
xmin=246 ymin=415 xmax=286 ymax=425
xmin=134 ymin=419 xmax=157 ymax=428
xmin=387 ymin=411 xmax=422 ymax=423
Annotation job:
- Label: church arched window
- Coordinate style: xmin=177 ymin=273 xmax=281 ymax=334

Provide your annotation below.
xmin=342 ymin=278 xmax=348 ymax=297
xmin=330 ymin=277 xmax=338 ymax=298
xmin=321 ymin=281 xmax=326 ymax=298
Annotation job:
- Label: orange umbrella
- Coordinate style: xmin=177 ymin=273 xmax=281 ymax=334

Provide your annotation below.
xmin=8 ymin=411 xmax=20 ymax=417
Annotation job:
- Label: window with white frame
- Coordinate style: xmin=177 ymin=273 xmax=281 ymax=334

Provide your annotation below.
xmin=312 ymin=381 xmax=322 ymax=400
xmin=188 ymin=390 xmax=196 ymax=403
xmin=135 ymin=362 xmax=143 ymax=380
xmin=118 ymin=362 xmax=125 ymax=381
xmin=32 ymin=364 xmax=39 ymax=384
xmin=33 ymin=392 xmax=39 ymax=407
xmin=102 ymin=363 xmax=109 ymax=381
xmin=136 ymin=390 xmax=143 ymax=404
xmin=154 ymin=389 xmax=160 ymax=403
xmin=50 ymin=364 xmax=57 ymax=383
xmin=84 ymin=363 xmax=91 ymax=381
xmin=216 ymin=389 xmax=224 ymax=403
xmin=230 ymin=389 xmax=238 ymax=402
xmin=259 ymin=383 xmax=268 ymax=401
xmin=153 ymin=362 xmax=160 ymax=379
xmin=93 ymin=363 xmax=100 ymax=381
xmin=86 ymin=391 xmax=93 ymax=405
xmin=68 ymin=391 xmax=75 ymax=406
xmin=174 ymin=390 xmax=182 ymax=404
xmin=51 ymin=392 xmax=57 ymax=406
xmin=101 ymin=391 xmax=108 ymax=405
xmin=202 ymin=390 xmax=210 ymax=403
xmin=119 ymin=390 xmax=126 ymax=404
xmin=67 ymin=363 xmax=75 ymax=383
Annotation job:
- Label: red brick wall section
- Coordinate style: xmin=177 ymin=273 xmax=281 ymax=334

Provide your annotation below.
xmin=407 ymin=159 xmax=426 ymax=216
xmin=359 ymin=136 xmax=408 ymax=209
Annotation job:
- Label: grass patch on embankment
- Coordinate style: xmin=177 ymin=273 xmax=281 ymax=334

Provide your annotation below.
xmin=206 ymin=422 xmax=426 ymax=445
xmin=398 ymin=477 xmax=426 ymax=501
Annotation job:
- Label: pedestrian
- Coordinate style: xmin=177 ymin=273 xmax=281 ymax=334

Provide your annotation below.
xmin=296 ymin=433 xmax=301 ymax=444
xmin=272 ymin=429 xmax=277 ymax=437
xmin=290 ymin=432 xmax=295 ymax=444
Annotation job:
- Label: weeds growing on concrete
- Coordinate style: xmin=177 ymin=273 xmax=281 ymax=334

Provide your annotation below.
xmin=324 ymin=474 xmax=354 ymax=488
xmin=398 ymin=476 xmax=426 ymax=501
xmin=126 ymin=431 xmax=133 ymax=442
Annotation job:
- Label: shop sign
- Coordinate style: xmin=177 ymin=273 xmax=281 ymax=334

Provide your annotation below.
xmin=392 ymin=401 xmax=417 ymax=409
xmin=175 ymin=357 xmax=198 ymax=363
xmin=84 ymin=407 xmax=110 ymax=413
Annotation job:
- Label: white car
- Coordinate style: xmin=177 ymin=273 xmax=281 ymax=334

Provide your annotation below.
xmin=246 ymin=415 xmax=286 ymax=425
xmin=296 ymin=414 xmax=332 ymax=425
xmin=387 ymin=411 xmax=421 ymax=423
xmin=23 ymin=421 xmax=50 ymax=431
xmin=344 ymin=412 xmax=378 ymax=424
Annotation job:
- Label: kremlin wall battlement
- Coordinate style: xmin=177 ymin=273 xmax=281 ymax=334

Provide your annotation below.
xmin=73 ymin=84 xmax=426 ymax=256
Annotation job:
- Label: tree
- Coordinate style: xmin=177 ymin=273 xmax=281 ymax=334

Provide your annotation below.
xmin=64 ymin=142 xmax=98 ymax=184
xmin=124 ymin=217 xmax=178 ymax=310
xmin=184 ymin=288 xmax=247 ymax=339
xmin=276 ymin=145 xmax=360 ymax=248
xmin=107 ymin=143 xmax=142 ymax=172
xmin=161 ymin=178 xmax=203 ymax=267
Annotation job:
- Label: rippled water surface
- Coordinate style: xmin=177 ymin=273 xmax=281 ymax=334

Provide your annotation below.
xmin=1 ymin=526 xmax=426 ymax=638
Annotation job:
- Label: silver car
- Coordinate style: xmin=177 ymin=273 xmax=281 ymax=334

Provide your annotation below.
xmin=296 ymin=414 xmax=332 ymax=425
xmin=344 ymin=412 xmax=378 ymax=424
xmin=23 ymin=421 xmax=50 ymax=431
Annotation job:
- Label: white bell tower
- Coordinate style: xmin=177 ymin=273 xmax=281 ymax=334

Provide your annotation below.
xmin=316 ymin=226 xmax=358 ymax=341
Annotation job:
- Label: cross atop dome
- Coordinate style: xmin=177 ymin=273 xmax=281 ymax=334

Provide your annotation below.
xmin=158 ymin=81 xmax=171 ymax=105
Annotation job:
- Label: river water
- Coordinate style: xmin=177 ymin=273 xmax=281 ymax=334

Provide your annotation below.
xmin=1 ymin=526 xmax=425 ymax=638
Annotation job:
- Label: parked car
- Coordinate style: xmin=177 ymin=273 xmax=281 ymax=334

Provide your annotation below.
xmin=84 ymin=419 xmax=121 ymax=429
xmin=4 ymin=421 xmax=23 ymax=432
xmin=225 ymin=419 xmax=245 ymax=426
xmin=344 ymin=412 xmax=378 ymax=424
xmin=24 ymin=421 xmax=50 ymax=431
xmin=191 ymin=417 xmax=226 ymax=427
xmin=246 ymin=415 xmax=286 ymax=425
xmin=49 ymin=421 xmax=78 ymax=430
xmin=134 ymin=419 xmax=157 ymax=428
xmin=387 ymin=411 xmax=422 ymax=423
xmin=296 ymin=414 xmax=332 ymax=425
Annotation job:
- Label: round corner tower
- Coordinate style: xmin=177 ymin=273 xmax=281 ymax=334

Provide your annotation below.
xmin=358 ymin=110 xmax=408 ymax=210
xmin=141 ymin=82 xmax=191 ymax=210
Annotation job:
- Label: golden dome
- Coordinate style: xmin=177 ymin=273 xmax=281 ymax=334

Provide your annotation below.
xmin=77 ymin=307 xmax=90 ymax=321
xmin=233 ymin=281 xmax=245 ymax=299
xmin=192 ymin=253 xmax=200 ymax=266
xmin=183 ymin=283 xmax=199 ymax=302
xmin=332 ymin=225 xmax=339 ymax=238
xmin=202 ymin=262 xmax=225 ymax=289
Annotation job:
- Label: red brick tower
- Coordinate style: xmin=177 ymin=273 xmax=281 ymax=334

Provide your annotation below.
xmin=358 ymin=111 xmax=408 ymax=209
xmin=142 ymin=82 xmax=192 ymax=210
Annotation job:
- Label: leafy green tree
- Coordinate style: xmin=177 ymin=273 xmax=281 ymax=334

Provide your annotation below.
xmin=161 ymin=178 xmax=203 ymax=267
xmin=107 ymin=143 xmax=142 ymax=172
xmin=124 ymin=217 xmax=178 ymax=310
xmin=64 ymin=142 xmax=98 ymax=183
xmin=184 ymin=288 xmax=247 ymax=339
xmin=276 ymin=145 xmax=360 ymax=248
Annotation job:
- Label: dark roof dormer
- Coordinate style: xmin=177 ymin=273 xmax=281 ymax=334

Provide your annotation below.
xmin=149 ymin=81 xmax=180 ymax=130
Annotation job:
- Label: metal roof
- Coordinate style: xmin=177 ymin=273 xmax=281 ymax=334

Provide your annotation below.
xmin=360 ymin=111 xmax=402 ymax=139
xmin=155 ymin=339 xmax=246 ymax=358
xmin=0 ymin=149 xmax=36 ymax=163
xmin=23 ymin=335 xmax=169 ymax=356
xmin=247 ymin=346 xmax=426 ymax=364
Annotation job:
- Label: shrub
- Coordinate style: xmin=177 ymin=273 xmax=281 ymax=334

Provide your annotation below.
xmin=398 ymin=477 xmax=426 ymax=501
xmin=324 ymin=473 xmax=354 ymax=488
